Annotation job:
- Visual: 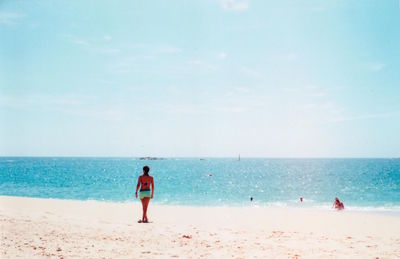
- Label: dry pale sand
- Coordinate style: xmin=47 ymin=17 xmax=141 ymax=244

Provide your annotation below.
xmin=1 ymin=196 xmax=399 ymax=258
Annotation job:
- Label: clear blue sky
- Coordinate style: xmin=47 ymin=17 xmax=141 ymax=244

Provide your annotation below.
xmin=1 ymin=0 xmax=399 ymax=157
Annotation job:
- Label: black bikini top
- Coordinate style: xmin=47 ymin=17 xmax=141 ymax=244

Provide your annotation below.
xmin=141 ymin=176 xmax=149 ymax=186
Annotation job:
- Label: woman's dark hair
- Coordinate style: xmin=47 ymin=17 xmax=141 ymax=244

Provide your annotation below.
xmin=143 ymin=165 xmax=150 ymax=176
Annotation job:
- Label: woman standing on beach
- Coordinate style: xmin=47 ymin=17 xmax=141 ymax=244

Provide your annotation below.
xmin=135 ymin=166 xmax=154 ymax=223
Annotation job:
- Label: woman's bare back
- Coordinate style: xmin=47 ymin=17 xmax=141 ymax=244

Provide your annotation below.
xmin=139 ymin=175 xmax=153 ymax=190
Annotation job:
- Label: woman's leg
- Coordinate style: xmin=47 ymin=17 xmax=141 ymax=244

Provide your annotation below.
xmin=142 ymin=197 xmax=150 ymax=222
xmin=140 ymin=198 xmax=146 ymax=222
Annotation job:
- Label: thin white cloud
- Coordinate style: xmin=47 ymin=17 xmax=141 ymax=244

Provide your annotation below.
xmin=367 ymin=62 xmax=385 ymax=72
xmin=214 ymin=105 xmax=247 ymax=113
xmin=309 ymin=6 xmax=326 ymax=12
xmin=66 ymin=109 xmax=123 ymax=122
xmin=188 ymin=60 xmax=218 ymax=71
xmin=64 ymin=34 xmax=92 ymax=46
xmin=165 ymin=104 xmax=209 ymax=115
xmin=0 ymin=12 xmax=25 ymax=25
xmin=280 ymin=53 xmax=300 ymax=61
xmin=63 ymin=34 xmax=120 ymax=54
xmin=157 ymin=46 xmax=181 ymax=54
xmin=304 ymin=103 xmax=317 ymax=109
xmin=108 ymin=57 xmax=140 ymax=75
xmin=233 ymin=86 xmax=250 ymax=94
xmin=221 ymin=0 xmax=249 ymax=11
xmin=240 ymin=66 xmax=265 ymax=79
xmin=103 ymin=35 xmax=112 ymax=41
xmin=128 ymin=43 xmax=182 ymax=56
xmin=0 ymin=93 xmax=85 ymax=110
xmin=0 ymin=92 xmax=123 ymax=121
xmin=282 ymin=87 xmax=299 ymax=93
xmin=305 ymin=99 xmax=398 ymax=123
xmin=218 ymin=52 xmax=228 ymax=60
xmin=189 ymin=60 xmax=202 ymax=65
xmin=71 ymin=38 xmax=90 ymax=47
xmin=282 ymin=85 xmax=326 ymax=98
xmin=222 ymin=87 xmax=270 ymax=111
xmin=307 ymin=92 xmax=326 ymax=98
xmin=162 ymin=87 xmax=269 ymax=116
xmin=99 ymin=47 xmax=120 ymax=54
xmin=329 ymin=111 xmax=396 ymax=123
xmin=280 ymin=86 xmax=347 ymax=124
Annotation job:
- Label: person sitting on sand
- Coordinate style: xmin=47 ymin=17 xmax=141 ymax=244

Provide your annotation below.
xmin=135 ymin=165 xmax=154 ymax=223
xmin=332 ymin=197 xmax=344 ymax=210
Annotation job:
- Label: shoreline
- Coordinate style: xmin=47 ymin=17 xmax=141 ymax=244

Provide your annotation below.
xmin=1 ymin=196 xmax=400 ymax=258
xmin=1 ymin=194 xmax=399 ymax=217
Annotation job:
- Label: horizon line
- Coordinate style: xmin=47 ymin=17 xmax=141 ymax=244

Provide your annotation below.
xmin=0 ymin=156 xmax=399 ymax=159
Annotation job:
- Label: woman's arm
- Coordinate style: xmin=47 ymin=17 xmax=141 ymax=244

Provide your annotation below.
xmin=151 ymin=177 xmax=154 ymax=199
xmin=135 ymin=176 xmax=141 ymax=199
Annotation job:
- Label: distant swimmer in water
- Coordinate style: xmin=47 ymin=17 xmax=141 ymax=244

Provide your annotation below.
xmin=332 ymin=197 xmax=344 ymax=210
xmin=300 ymin=197 xmax=303 ymax=203
xmin=250 ymin=197 xmax=253 ymax=202
xmin=208 ymin=172 xmax=212 ymax=176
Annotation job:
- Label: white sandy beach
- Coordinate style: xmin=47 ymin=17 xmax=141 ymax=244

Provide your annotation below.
xmin=1 ymin=196 xmax=399 ymax=258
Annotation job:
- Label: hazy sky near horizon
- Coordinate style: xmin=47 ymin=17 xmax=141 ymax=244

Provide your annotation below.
xmin=1 ymin=0 xmax=400 ymax=157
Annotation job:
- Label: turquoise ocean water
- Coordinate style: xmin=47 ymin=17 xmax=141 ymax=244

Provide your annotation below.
xmin=1 ymin=157 xmax=399 ymax=213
